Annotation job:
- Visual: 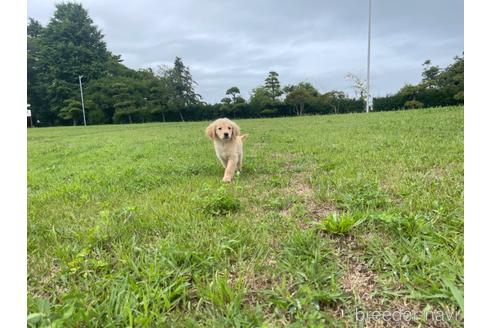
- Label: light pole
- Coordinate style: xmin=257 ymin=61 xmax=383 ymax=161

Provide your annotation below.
xmin=366 ymin=0 xmax=372 ymax=113
xmin=78 ymin=75 xmax=87 ymax=126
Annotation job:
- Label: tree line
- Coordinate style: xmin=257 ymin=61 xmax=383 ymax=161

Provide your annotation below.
xmin=27 ymin=2 xmax=464 ymax=126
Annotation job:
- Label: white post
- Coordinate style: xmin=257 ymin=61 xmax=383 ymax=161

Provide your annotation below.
xmin=78 ymin=75 xmax=87 ymax=126
xmin=27 ymin=104 xmax=33 ymax=127
xmin=366 ymin=0 xmax=372 ymax=113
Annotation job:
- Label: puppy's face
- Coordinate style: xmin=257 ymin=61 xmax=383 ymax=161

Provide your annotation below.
xmin=206 ymin=118 xmax=240 ymax=141
xmin=214 ymin=121 xmax=234 ymax=140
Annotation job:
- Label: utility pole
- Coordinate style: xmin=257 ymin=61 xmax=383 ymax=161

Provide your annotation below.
xmin=78 ymin=75 xmax=87 ymax=126
xmin=366 ymin=0 xmax=372 ymax=113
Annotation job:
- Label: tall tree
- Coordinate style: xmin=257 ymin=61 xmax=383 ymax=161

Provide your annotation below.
xmin=149 ymin=76 xmax=171 ymax=122
xmin=166 ymin=57 xmax=202 ymax=121
xmin=222 ymin=87 xmax=245 ymax=118
xmin=264 ymin=71 xmax=283 ymax=103
xmin=27 ymin=18 xmax=53 ymax=124
xmin=111 ymin=81 xmax=137 ymax=123
xmin=225 ymin=87 xmax=240 ymax=103
xmin=85 ymin=76 xmax=117 ymax=124
xmin=421 ymin=60 xmax=441 ymax=88
xmin=38 ymin=2 xmax=112 ymax=123
xmin=41 ymin=2 xmax=111 ymax=81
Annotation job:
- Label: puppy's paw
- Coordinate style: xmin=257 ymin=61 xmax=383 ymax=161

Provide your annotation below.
xmin=222 ymin=176 xmax=232 ymax=183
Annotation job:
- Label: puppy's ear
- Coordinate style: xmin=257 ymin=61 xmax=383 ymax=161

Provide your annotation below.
xmin=231 ymin=122 xmax=240 ymax=139
xmin=205 ymin=123 xmax=215 ymax=139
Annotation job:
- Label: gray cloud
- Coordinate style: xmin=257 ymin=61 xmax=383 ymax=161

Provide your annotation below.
xmin=28 ymin=0 xmax=463 ymax=103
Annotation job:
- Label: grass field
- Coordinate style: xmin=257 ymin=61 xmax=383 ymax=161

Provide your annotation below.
xmin=27 ymin=106 xmax=464 ymax=327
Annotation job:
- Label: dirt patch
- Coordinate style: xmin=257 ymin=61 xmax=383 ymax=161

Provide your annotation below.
xmin=331 ymin=235 xmax=376 ymax=300
xmin=331 ymin=235 xmax=405 ymax=326
xmin=28 ymin=258 xmax=67 ymax=301
xmin=228 ymin=257 xmax=282 ymax=307
xmin=281 ymin=171 xmax=338 ymax=223
xmin=339 ymin=257 xmax=377 ymax=307
xmin=306 ymin=199 xmax=336 ymax=219
xmin=280 ymin=152 xmax=299 ymax=170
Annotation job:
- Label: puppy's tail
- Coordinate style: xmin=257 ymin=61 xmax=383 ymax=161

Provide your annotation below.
xmin=239 ymin=134 xmax=248 ymax=141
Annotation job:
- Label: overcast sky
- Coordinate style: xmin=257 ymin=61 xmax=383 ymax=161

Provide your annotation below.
xmin=27 ymin=0 xmax=463 ymax=103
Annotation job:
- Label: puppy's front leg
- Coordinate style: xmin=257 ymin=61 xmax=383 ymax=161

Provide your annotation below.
xmin=223 ymin=159 xmax=237 ymax=182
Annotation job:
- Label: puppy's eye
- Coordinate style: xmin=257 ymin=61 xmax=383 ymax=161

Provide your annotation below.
xmin=228 ymin=127 xmax=231 ymax=130
xmin=218 ymin=127 xmax=222 ymax=130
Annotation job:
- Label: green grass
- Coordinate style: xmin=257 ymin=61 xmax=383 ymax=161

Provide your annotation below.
xmin=28 ymin=106 xmax=464 ymax=327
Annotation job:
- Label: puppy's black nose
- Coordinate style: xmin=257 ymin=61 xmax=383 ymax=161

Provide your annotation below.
xmin=224 ymin=133 xmax=229 ymax=138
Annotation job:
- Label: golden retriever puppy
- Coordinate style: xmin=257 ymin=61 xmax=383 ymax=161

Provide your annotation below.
xmin=205 ymin=118 xmax=248 ymax=182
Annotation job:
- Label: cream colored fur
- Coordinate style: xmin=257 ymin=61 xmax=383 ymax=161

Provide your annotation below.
xmin=205 ymin=118 xmax=248 ymax=182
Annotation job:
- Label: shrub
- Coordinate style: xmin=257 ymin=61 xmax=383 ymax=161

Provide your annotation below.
xmin=404 ymin=100 xmax=424 ymax=109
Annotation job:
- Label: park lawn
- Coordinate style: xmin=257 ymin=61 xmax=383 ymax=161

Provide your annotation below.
xmin=27 ymin=106 xmax=464 ymax=327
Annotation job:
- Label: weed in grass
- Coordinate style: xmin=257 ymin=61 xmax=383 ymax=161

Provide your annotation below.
xmin=319 ymin=212 xmax=365 ymax=235
xmin=199 ymin=272 xmax=245 ymax=312
xmin=27 ymin=299 xmax=75 ymax=328
xmin=201 ymin=186 xmax=241 ymax=216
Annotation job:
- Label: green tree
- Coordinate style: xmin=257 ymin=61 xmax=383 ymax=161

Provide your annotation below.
xmin=166 ymin=57 xmax=202 ymax=121
xmin=85 ymin=76 xmax=118 ymax=123
xmin=421 ymin=60 xmax=441 ymax=88
xmin=221 ymin=87 xmax=246 ymax=118
xmin=390 ymin=55 xmax=464 ymax=109
xmin=437 ymin=55 xmax=464 ymax=103
xmin=320 ymin=91 xmax=346 ymax=114
xmin=225 ymin=87 xmax=240 ymax=103
xmin=284 ymin=82 xmax=319 ymax=116
xmin=264 ymin=71 xmax=283 ymax=103
xmin=27 ymin=18 xmax=51 ymax=123
xmin=27 ymin=17 xmax=43 ymax=37
xmin=38 ymin=2 xmax=112 ymax=121
xmin=220 ymin=97 xmax=232 ymax=105
xmin=40 ymin=3 xmax=111 ymax=81
xmin=112 ymin=82 xmax=137 ymax=123
xmin=58 ymin=98 xmax=82 ymax=125
xmin=148 ymin=75 xmax=171 ymax=122
xmin=87 ymin=107 xmax=105 ymax=124
xmin=249 ymin=87 xmax=272 ymax=116
xmin=397 ymin=84 xmax=421 ymax=99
